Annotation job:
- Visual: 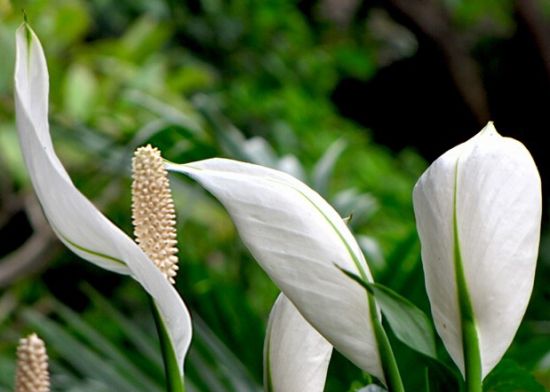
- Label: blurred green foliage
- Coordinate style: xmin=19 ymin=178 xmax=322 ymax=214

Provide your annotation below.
xmin=0 ymin=0 xmax=548 ymax=391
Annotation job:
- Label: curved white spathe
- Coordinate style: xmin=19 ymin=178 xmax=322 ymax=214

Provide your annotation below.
xmin=413 ymin=122 xmax=541 ymax=378
xmin=264 ymin=294 xmax=332 ymax=392
xmin=167 ymin=158 xmax=384 ymax=382
xmin=14 ymin=24 xmax=191 ymax=376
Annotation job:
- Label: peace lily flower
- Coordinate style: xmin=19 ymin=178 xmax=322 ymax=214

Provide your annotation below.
xmin=14 ymin=24 xmax=191 ymax=389
xmin=413 ymin=123 xmax=541 ymax=390
xmin=167 ymin=159 xmax=403 ymax=389
xmin=264 ymin=294 xmax=332 ymax=392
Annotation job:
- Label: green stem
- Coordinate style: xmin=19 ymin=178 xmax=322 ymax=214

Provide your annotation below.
xmin=462 ymin=319 xmax=482 ymax=392
xmin=369 ymin=295 xmax=405 ymax=392
xmin=149 ymin=298 xmax=185 ymax=392
xmin=453 ymin=163 xmax=482 ymax=392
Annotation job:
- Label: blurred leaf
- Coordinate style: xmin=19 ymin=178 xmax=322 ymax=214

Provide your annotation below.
xmin=82 ymin=284 xmax=163 ymax=367
xmin=169 ymin=63 xmax=217 ymax=93
xmin=63 ymin=63 xmax=98 ymax=121
xmin=190 ymin=315 xmax=261 ymax=392
xmin=332 ymin=189 xmax=378 ymax=228
xmin=240 ymin=137 xmax=277 ymax=167
xmin=276 ymin=155 xmax=306 ymax=181
xmin=313 ymin=139 xmax=347 ymax=196
xmin=357 ymin=235 xmax=386 ymax=273
xmin=0 ymin=125 xmax=27 ymax=184
xmin=484 ymin=360 xmax=546 ymax=392
xmin=0 ymin=355 xmax=15 ymax=390
xmin=118 ymin=16 xmax=171 ymax=62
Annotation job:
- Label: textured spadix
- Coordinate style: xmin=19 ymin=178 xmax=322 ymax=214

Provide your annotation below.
xmin=15 ymin=333 xmax=50 ymax=392
xmin=264 ymin=294 xmax=332 ymax=392
xmin=14 ymin=24 xmax=191 ymax=376
xmin=413 ymin=123 xmax=541 ymax=378
xmin=132 ymin=145 xmax=179 ymax=284
xmin=167 ymin=158 xmax=384 ymax=381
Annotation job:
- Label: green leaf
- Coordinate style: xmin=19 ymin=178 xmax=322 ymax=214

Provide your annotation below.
xmin=339 ymin=268 xmax=436 ymax=359
xmin=483 ymin=360 xmax=546 ymax=392
xmin=423 ymin=355 xmax=460 ymax=392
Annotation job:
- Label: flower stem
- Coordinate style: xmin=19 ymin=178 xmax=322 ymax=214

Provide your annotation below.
xmin=369 ymin=295 xmax=405 ymax=392
xmin=150 ymin=298 xmax=185 ymax=392
xmin=462 ymin=319 xmax=482 ymax=392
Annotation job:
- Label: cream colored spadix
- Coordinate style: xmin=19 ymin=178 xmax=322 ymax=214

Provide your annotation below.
xmin=132 ymin=145 xmax=179 ymax=284
xmin=413 ymin=122 xmax=541 ymax=378
xmin=15 ymin=333 xmax=50 ymax=392
xmin=167 ymin=158 xmax=384 ymax=381
xmin=264 ymin=294 xmax=332 ymax=392
xmin=14 ymin=24 xmax=191 ymax=377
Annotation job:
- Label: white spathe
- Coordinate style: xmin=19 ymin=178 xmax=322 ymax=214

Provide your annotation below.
xmin=264 ymin=294 xmax=332 ymax=392
xmin=413 ymin=122 xmax=541 ymax=378
xmin=14 ymin=24 xmax=191 ymax=376
xmin=167 ymin=158 xmax=384 ymax=382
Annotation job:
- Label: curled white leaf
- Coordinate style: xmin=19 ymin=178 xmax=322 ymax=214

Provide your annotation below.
xmin=14 ymin=24 xmax=191 ymax=376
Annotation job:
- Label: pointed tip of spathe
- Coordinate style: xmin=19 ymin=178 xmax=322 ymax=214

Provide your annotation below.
xmin=481 ymin=121 xmax=498 ymax=135
xmin=15 ymin=21 xmax=27 ymax=35
xmin=470 ymin=121 xmax=500 ymax=145
xmin=16 ymin=18 xmax=36 ymax=52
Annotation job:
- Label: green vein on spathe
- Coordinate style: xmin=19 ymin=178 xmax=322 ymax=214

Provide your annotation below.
xmin=57 ymin=230 xmax=126 ymax=267
xmin=287 ymin=184 xmax=370 ymax=281
xmin=24 ymin=22 xmax=32 ymax=49
xmin=453 ymin=159 xmax=482 ymax=392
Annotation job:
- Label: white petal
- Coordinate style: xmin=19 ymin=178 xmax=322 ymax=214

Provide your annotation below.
xmin=168 ymin=158 xmax=384 ymax=381
xmin=14 ymin=24 xmax=191 ymax=374
xmin=264 ymin=294 xmax=332 ymax=392
xmin=413 ymin=122 xmax=541 ymax=378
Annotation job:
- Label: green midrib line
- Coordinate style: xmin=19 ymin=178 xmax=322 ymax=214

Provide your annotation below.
xmin=453 ymin=161 xmax=482 ymax=392
xmin=57 ymin=231 xmax=126 ymax=267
